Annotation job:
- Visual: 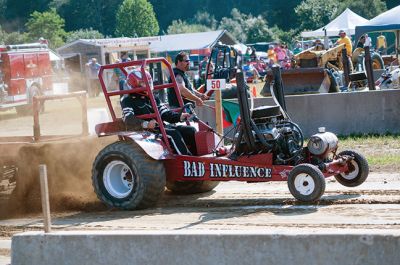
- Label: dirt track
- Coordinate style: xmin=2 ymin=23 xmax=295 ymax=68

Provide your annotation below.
xmin=0 ymin=95 xmax=399 ymax=238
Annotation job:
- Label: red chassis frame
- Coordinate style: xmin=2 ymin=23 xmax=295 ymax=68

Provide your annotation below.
xmin=96 ymin=58 xmax=350 ymax=183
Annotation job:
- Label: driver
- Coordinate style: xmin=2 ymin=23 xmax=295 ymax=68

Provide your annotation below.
xmin=121 ymin=69 xmax=197 ymax=155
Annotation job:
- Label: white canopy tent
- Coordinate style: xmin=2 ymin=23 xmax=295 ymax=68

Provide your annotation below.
xmin=355 ymin=5 xmax=400 ymax=58
xmin=301 ymin=8 xmax=369 ymax=38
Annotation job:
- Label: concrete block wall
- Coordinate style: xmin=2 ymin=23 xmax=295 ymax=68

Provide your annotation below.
xmin=12 ymin=231 xmax=400 ymax=265
xmin=197 ymin=89 xmax=400 ymax=138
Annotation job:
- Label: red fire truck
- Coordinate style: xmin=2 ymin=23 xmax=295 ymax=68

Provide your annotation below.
xmin=0 ymin=43 xmax=53 ymax=114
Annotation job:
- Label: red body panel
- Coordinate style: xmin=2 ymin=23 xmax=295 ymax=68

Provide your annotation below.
xmin=164 ymin=153 xmax=294 ymax=182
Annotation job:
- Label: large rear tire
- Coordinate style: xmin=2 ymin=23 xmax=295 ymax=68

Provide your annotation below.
xmin=92 ymin=141 xmax=166 ymax=210
xmin=371 ymin=53 xmax=385 ymax=70
xmin=288 ymin=164 xmax=325 ymax=202
xmin=166 ymin=180 xmax=219 ymax=195
xmin=334 ymin=150 xmax=369 ymax=187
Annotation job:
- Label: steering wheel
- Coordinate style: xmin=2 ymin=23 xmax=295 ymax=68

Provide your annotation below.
xmin=179 ymin=102 xmax=199 ymax=122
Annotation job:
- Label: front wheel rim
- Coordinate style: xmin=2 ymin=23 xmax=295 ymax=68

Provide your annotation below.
xmin=340 ymin=160 xmax=359 ymax=180
xmin=103 ymin=160 xmax=134 ymax=198
xmin=294 ymin=173 xmax=315 ymax=196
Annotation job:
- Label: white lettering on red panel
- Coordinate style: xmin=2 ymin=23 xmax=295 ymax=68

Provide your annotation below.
xmin=183 ymin=161 xmax=271 ymax=178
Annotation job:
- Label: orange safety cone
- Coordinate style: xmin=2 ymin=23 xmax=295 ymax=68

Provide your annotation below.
xmin=252 ymin=86 xmax=257 ymax=97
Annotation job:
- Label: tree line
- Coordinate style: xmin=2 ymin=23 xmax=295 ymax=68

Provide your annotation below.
xmin=0 ymin=0 xmax=396 ymax=49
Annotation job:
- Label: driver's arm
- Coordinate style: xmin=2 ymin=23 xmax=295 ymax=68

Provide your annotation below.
xmin=175 ymin=75 xmax=204 ymax=106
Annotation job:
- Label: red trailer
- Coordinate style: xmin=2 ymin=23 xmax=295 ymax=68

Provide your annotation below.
xmin=0 ymin=43 xmax=53 ymax=114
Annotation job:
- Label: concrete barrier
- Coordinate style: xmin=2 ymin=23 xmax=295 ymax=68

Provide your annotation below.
xmin=197 ymin=89 xmax=400 ymax=137
xmin=12 ymin=231 xmax=400 ymax=265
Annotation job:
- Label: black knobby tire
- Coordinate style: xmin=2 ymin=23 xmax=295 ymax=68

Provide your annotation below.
xmin=288 ymin=164 xmax=326 ymax=202
xmin=371 ymin=53 xmax=385 ymax=70
xmin=166 ymin=180 xmax=219 ymax=195
xmin=92 ymin=141 xmax=166 ymax=210
xmin=334 ymin=150 xmax=369 ymax=187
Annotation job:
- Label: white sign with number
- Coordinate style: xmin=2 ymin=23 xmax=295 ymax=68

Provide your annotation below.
xmin=206 ymin=79 xmax=226 ymax=92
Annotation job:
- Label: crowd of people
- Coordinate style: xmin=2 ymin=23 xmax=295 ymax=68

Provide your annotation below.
xmin=240 ymin=29 xmax=388 ymax=83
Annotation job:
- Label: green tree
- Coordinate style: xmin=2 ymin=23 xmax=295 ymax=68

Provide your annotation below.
xmin=245 ymin=15 xmax=276 ymax=43
xmin=66 ymin=28 xmax=104 ymax=43
xmin=115 ymin=0 xmax=159 ymax=37
xmin=0 ymin=0 xmax=6 ymax=19
xmin=193 ymin=11 xmax=217 ymax=30
xmin=218 ymin=8 xmax=247 ymax=42
xmin=336 ymin=0 xmax=387 ymax=19
xmin=294 ymin=0 xmax=340 ymax=31
xmin=55 ymin=0 xmax=123 ymax=36
xmin=218 ymin=8 xmax=276 ymax=43
xmin=167 ymin=20 xmax=210 ymax=34
xmin=0 ymin=25 xmax=29 ymax=45
xmin=25 ymin=8 xmax=66 ymax=48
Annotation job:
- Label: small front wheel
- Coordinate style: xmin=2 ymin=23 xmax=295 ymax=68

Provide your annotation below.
xmin=334 ymin=150 xmax=369 ymax=187
xmin=288 ymin=164 xmax=326 ymax=202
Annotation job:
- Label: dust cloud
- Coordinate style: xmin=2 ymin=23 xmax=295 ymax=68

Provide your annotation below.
xmin=1 ymin=136 xmax=117 ymax=218
xmin=0 ymin=90 xmax=118 ymax=218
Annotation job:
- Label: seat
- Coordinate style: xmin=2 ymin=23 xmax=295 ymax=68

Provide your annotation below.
xmin=251 ymin=105 xmax=281 ymax=120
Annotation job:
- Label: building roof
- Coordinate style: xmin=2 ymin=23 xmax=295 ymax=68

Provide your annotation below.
xmin=57 ymin=37 xmax=156 ymax=52
xmin=149 ymin=30 xmax=237 ymax=53
xmin=57 ymin=30 xmax=237 ymax=54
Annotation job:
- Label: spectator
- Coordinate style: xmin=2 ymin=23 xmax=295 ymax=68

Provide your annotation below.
xmin=336 ymin=30 xmax=353 ymax=57
xmin=293 ymin=42 xmax=303 ymax=55
xmin=121 ymin=69 xmax=197 ymax=155
xmin=313 ymin=39 xmax=325 ymax=51
xmin=364 ymin=34 xmax=372 ymax=47
xmin=376 ymin=33 xmax=387 ymax=54
xmin=254 ymin=59 xmax=267 ymax=78
xmin=267 ymin=45 xmax=277 ymax=66
xmin=113 ymin=59 xmax=126 ymax=91
xmin=250 ymin=47 xmax=257 ymax=61
xmin=121 ymin=52 xmax=130 ymax=62
xmin=356 ymin=35 xmax=366 ymax=49
xmin=198 ymin=56 xmax=209 ymax=82
xmin=85 ymin=58 xmax=101 ymax=97
xmin=275 ymin=44 xmax=288 ymax=67
xmin=167 ymin=51 xmax=208 ymax=108
xmin=242 ymin=59 xmax=260 ymax=82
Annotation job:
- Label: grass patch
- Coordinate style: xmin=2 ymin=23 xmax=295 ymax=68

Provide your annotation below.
xmin=337 ymin=134 xmax=400 ymax=171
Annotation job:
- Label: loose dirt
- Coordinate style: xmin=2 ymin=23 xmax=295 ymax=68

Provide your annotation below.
xmin=0 ymin=93 xmax=399 ymax=238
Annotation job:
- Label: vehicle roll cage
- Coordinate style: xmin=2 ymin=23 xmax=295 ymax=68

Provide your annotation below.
xmin=97 ymin=57 xmax=212 ymax=154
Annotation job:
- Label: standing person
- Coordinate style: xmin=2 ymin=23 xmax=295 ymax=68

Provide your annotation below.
xmin=267 ymin=45 xmax=277 ymax=67
xmin=376 ymin=33 xmax=387 ymax=54
xmin=113 ymin=59 xmax=126 ymax=91
xmin=275 ymin=44 xmax=287 ymax=67
xmin=198 ymin=56 xmax=209 ymax=83
xmin=121 ymin=69 xmax=197 ymax=155
xmin=313 ymin=39 xmax=325 ymax=51
xmin=85 ymin=58 xmax=101 ymax=97
xmin=293 ymin=42 xmax=303 ymax=55
xmin=167 ymin=51 xmax=208 ymax=108
xmin=242 ymin=59 xmax=260 ymax=82
xmin=336 ymin=30 xmax=353 ymax=57
xmin=356 ymin=35 xmax=366 ymax=48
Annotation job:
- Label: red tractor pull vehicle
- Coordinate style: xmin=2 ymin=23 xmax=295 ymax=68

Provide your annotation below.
xmin=92 ymin=58 xmax=369 ymax=210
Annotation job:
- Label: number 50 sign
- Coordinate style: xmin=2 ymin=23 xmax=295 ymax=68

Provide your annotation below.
xmin=206 ymin=79 xmax=226 ymax=91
